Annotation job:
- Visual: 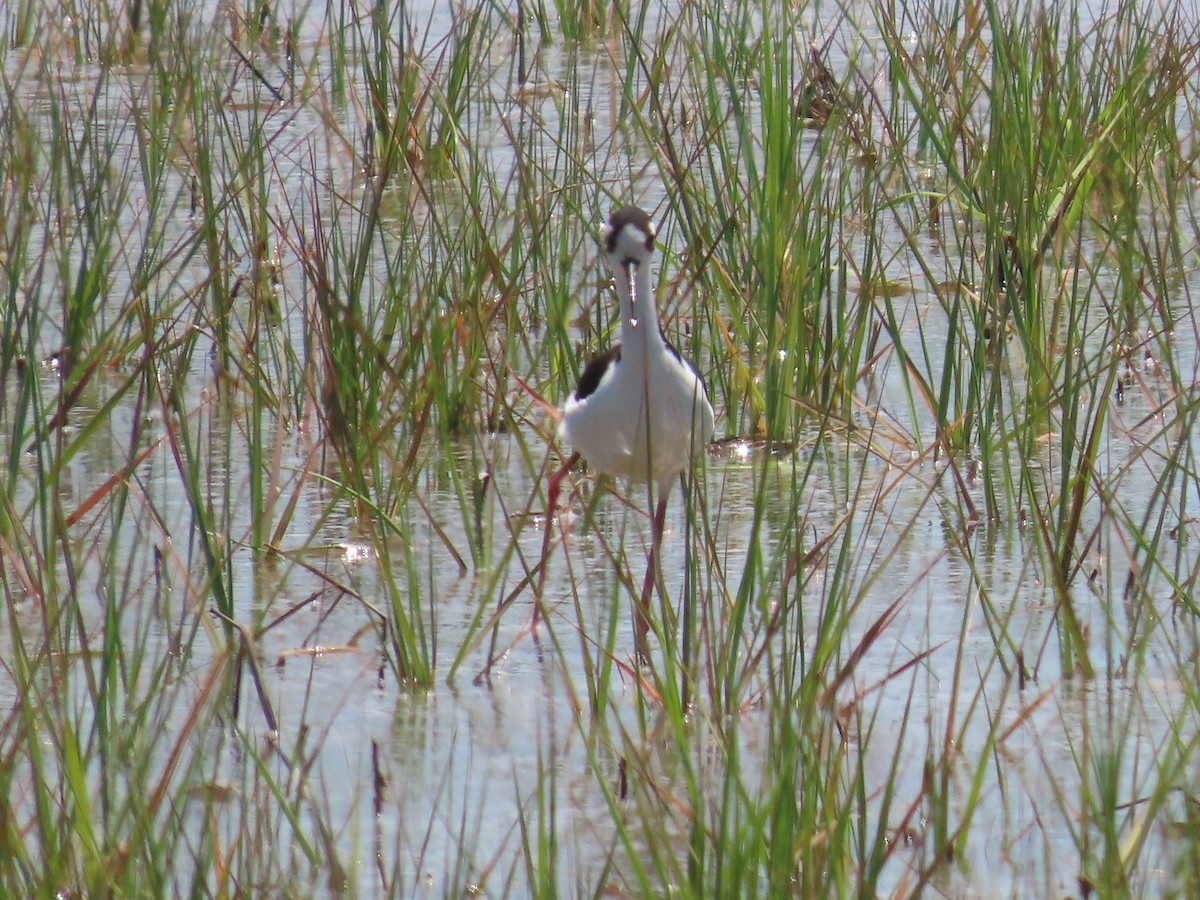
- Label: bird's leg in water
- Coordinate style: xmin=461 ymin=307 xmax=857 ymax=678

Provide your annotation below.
xmin=533 ymin=450 xmax=580 ymax=626
xmin=636 ymin=494 xmax=669 ymax=659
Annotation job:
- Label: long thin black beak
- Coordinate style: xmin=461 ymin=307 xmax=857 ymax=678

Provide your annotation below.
xmin=625 ymin=260 xmax=640 ymax=329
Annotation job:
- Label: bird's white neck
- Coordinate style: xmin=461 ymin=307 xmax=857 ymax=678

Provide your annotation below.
xmin=613 ymin=259 xmax=664 ymax=363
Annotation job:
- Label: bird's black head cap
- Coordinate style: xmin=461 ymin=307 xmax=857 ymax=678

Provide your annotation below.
xmin=605 ymin=206 xmax=655 ymax=256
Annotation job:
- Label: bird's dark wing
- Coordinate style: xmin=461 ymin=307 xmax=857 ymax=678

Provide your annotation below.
xmin=574 ymin=345 xmax=621 ymax=400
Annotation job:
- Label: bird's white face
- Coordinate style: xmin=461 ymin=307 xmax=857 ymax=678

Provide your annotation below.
xmin=603 ymin=218 xmax=655 ymax=270
xmin=604 ymin=208 xmax=652 ymax=271
xmin=602 ymin=207 xmax=657 ymax=329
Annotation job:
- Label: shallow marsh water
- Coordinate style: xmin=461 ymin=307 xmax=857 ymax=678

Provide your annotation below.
xmin=4 ymin=0 xmax=1200 ymax=896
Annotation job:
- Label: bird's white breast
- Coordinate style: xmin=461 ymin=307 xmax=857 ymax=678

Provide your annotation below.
xmin=560 ymin=351 xmax=713 ymax=488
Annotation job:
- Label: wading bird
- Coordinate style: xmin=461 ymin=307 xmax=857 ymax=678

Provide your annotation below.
xmin=543 ymin=205 xmax=715 ymax=656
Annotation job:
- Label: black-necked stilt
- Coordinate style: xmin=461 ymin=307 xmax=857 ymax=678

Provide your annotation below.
xmin=544 ymin=205 xmax=715 ymax=655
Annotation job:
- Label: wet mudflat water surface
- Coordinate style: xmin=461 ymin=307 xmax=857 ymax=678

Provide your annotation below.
xmin=3 ymin=0 xmax=1200 ymax=896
